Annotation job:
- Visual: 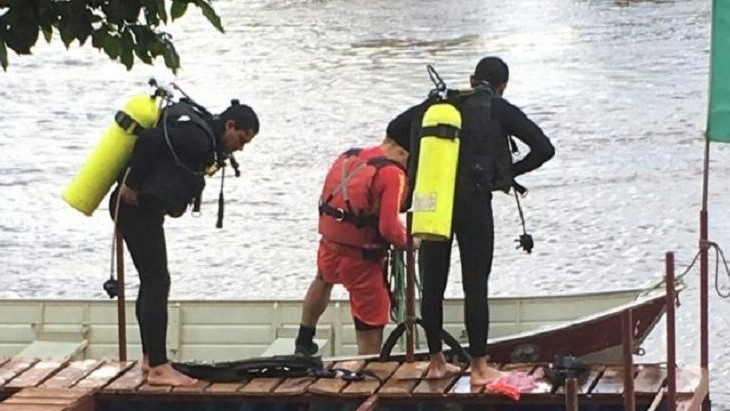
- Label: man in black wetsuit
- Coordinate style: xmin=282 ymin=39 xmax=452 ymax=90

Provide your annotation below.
xmin=110 ymin=100 xmax=259 ymax=387
xmin=388 ymin=56 xmax=554 ymax=385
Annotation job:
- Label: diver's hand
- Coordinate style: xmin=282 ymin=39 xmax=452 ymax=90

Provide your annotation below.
xmin=119 ymin=184 xmax=139 ymax=206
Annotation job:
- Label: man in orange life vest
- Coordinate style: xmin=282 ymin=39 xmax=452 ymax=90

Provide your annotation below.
xmin=295 ymin=129 xmax=411 ymax=356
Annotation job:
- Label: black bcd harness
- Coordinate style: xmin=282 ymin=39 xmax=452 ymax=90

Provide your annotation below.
xmin=421 ymin=65 xmax=534 ymax=253
xmin=114 ymin=95 xmax=243 ymax=228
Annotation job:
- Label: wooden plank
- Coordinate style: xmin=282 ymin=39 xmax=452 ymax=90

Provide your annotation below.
xmin=378 ymin=361 xmax=429 ymax=396
xmin=137 ymin=382 xmax=173 ymax=394
xmin=0 ymin=358 xmax=10 ymax=368
xmin=449 ymin=366 xmax=483 ymax=395
xmin=274 ymin=376 xmax=317 ymax=396
xmin=12 ymin=387 xmax=92 ymax=398
xmin=0 ymin=404 xmax=68 ymax=411
xmin=99 ymin=363 xmax=144 ymax=393
xmin=74 ymin=361 xmax=133 ymax=390
xmin=205 ymin=382 xmax=247 ymax=394
xmin=448 ymin=375 xmax=481 ymax=395
xmin=238 ymin=378 xmax=282 ymax=396
xmin=634 ymin=365 xmax=667 ymax=394
xmin=3 ymin=397 xmax=76 ymax=406
xmin=172 ymin=380 xmax=212 ymax=394
xmin=342 ymin=361 xmax=399 ymax=397
xmin=307 ymin=360 xmax=366 ymax=395
xmin=591 ymin=365 xmax=636 ymax=394
xmin=412 ymin=362 xmax=466 ymax=396
xmin=675 ymin=369 xmax=709 ymax=411
xmin=675 ymin=366 xmax=703 ymax=393
xmin=0 ymin=358 xmax=39 ymax=386
xmin=274 ymin=358 xmax=332 ymax=396
xmin=5 ymin=359 xmax=69 ymax=389
xmin=41 ymin=360 xmax=103 ymax=389
xmin=0 ymin=387 xmax=95 ymax=411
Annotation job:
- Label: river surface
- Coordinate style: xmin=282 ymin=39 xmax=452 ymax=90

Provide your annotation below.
xmin=1 ymin=0 xmax=729 ymax=405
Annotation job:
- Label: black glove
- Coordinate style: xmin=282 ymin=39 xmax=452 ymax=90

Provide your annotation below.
xmin=516 ymin=233 xmax=534 ymax=254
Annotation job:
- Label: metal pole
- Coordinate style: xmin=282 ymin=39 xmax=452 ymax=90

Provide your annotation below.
xmin=115 ymin=230 xmax=127 ymax=362
xmin=666 ymin=252 xmax=677 ymax=411
xmin=405 ymin=212 xmax=416 ymax=363
xmin=700 ymin=138 xmax=710 ymax=370
xmin=565 ymin=377 xmax=579 ymax=411
xmin=622 ymin=309 xmax=635 ymax=411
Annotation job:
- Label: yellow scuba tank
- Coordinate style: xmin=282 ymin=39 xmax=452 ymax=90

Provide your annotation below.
xmin=411 ymin=102 xmax=462 ymax=241
xmin=62 ymin=95 xmax=161 ymax=216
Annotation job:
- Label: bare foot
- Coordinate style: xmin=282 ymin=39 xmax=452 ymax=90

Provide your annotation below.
xmin=141 ymin=355 xmax=150 ymax=374
xmin=470 ymin=365 xmax=502 ymax=385
xmin=146 ymin=363 xmax=198 ymax=387
xmin=470 ymin=355 xmax=502 ymax=386
xmin=426 ymin=353 xmax=462 ymax=379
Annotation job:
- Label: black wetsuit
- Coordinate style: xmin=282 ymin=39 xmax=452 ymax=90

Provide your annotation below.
xmin=109 ymin=120 xmax=217 ymax=367
xmin=389 ymin=95 xmax=555 ymax=358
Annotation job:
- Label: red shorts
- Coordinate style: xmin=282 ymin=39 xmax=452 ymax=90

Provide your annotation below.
xmin=317 ymin=240 xmax=390 ymax=327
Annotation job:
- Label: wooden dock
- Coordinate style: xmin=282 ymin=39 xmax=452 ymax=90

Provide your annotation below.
xmin=0 ymin=356 xmax=708 ymax=410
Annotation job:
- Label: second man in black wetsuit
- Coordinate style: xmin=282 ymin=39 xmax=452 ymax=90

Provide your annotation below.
xmin=111 ymin=100 xmax=259 ymax=387
xmin=388 ymin=56 xmax=555 ymax=385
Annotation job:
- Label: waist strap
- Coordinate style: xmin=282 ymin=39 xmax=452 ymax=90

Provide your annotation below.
xmin=319 ymin=203 xmax=378 ymax=229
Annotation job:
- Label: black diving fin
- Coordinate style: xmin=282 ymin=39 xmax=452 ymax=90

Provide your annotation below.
xmin=173 ymin=355 xmax=324 ymax=382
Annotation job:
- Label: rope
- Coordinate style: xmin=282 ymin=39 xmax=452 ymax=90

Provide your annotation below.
xmin=639 ymin=241 xmax=730 ymax=299
xmin=389 ymin=248 xmax=423 ymax=320
xmin=389 ymin=248 xmax=407 ymax=324
xmin=388 ymin=248 xmax=424 ymax=351
xmin=710 ymin=242 xmax=730 ymax=298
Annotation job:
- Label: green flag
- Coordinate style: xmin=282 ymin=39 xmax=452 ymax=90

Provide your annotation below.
xmin=708 ymin=0 xmax=730 ymax=142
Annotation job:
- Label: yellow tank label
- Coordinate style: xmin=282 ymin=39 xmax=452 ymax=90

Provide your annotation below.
xmin=412 ymin=192 xmax=437 ymax=212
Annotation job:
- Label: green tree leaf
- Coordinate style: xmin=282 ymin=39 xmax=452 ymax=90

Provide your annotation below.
xmin=119 ymin=28 xmax=134 ymax=69
xmin=194 ymin=0 xmax=223 ymax=33
xmin=0 ymin=38 xmax=7 ymax=71
xmin=121 ymin=0 xmax=142 ymax=24
xmin=67 ymin=1 xmax=93 ymax=46
xmin=101 ymin=0 xmax=125 ymax=26
xmin=36 ymin=0 xmax=57 ymax=36
xmin=59 ymin=20 xmax=75 ymax=48
xmin=91 ymin=27 xmax=107 ymax=49
xmin=3 ymin=4 xmax=39 ymax=54
xmin=162 ymin=43 xmax=180 ymax=73
xmin=0 ymin=0 xmax=223 ymax=72
xmin=42 ymin=27 xmax=52 ymax=43
xmin=170 ymin=0 xmax=188 ymax=21
xmin=141 ymin=0 xmax=159 ymax=26
xmin=130 ymin=25 xmax=153 ymax=64
xmin=156 ymin=0 xmax=168 ymax=24
xmin=102 ymin=34 xmax=122 ymax=59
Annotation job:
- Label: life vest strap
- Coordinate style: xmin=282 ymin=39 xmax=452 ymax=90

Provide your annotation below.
xmin=319 ymin=202 xmax=378 ymax=229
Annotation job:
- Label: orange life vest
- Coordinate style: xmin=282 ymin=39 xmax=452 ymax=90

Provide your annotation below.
xmin=318 ymin=148 xmax=403 ymax=249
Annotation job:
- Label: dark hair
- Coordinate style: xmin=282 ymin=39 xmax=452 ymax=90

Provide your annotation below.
xmin=386 ymin=106 xmax=415 ymax=152
xmin=219 ymin=99 xmax=259 ymax=134
xmin=473 ymin=56 xmax=509 ymax=87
